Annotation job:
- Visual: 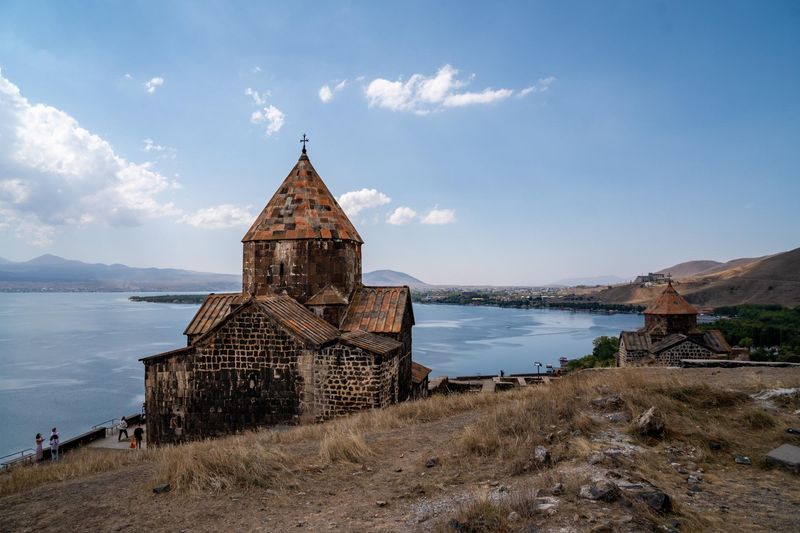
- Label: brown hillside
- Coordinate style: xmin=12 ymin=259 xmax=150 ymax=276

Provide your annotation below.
xmin=599 ymin=247 xmax=800 ymax=308
xmin=656 ymin=260 xmax=722 ymax=279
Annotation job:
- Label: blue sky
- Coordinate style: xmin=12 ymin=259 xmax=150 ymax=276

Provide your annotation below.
xmin=0 ymin=1 xmax=798 ymax=284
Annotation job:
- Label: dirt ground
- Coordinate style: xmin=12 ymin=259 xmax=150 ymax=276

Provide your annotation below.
xmin=2 ymin=367 xmax=799 ymax=532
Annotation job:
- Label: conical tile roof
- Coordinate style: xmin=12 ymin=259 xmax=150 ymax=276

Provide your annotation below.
xmin=242 ymin=153 xmax=362 ymax=243
xmin=643 ymin=281 xmax=697 ymax=315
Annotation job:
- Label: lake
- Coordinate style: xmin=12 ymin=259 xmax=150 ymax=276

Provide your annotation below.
xmin=0 ymin=293 xmax=643 ymax=457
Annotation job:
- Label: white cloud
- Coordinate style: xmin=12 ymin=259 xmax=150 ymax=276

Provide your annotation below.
xmin=443 ymin=88 xmax=513 ymax=107
xmin=518 ymin=76 xmax=557 ymax=98
xmin=123 ymin=73 xmax=132 ymax=80
xmin=337 ymin=188 xmax=391 ymax=216
xmin=318 ymin=79 xmax=348 ymax=103
xmin=318 ymin=85 xmax=333 ymax=103
xmin=0 ymin=69 xmax=181 ymax=245
xmin=387 ymin=206 xmax=416 ymax=225
xmin=421 ymin=207 xmax=456 ymax=225
xmin=142 ymin=138 xmax=165 ymax=152
xmin=144 ymin=77 xmax=164 ymax=94
xmin=0 ymin=179 xmax=30 ymax=204
xmin=142 ymin=138 xmax=177 ymax=159
xmin=252 ymin=66 xmax=262 ymax=74
xmin=250 ymin=104 xmax=285 ymax=135
xmin=179 ymin=204 xmax=253 ymax=229
xmin=245 ymin=89 xmax=284 ymax=136
xmin=366 ymin=65 xmax=513 ymax=114
xmin=245 ymin=87 xmax=269 ymax=106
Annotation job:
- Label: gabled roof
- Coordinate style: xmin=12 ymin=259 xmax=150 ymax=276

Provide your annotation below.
xmin=620 ymin=331 xmax=651 ymax=352
xmin=255 ymin=295 xmax=340 ymax=347
xmin=306 ymin=284 xmax=349 ymax=306
xmin=140 ymin=346 xmax=194 ymax=363
xmin=242 ymin=153 xmax=362 ymax=243
xmin=650 ymin=333 xmax=689 ymax=353
xmin=340 ymin=286 xmax=414 ymax=334
xmin=644 ymin=282 xmax=697 ymax=315
xmin=339 ymin=330 xmax=402 ymax=355
xmin=412 ymin=362 xmax=432 ymax=384
xmin=184 ymin=293 xmax=245 ymax=337
xmin=700 ymin=330 xmax=732 ymax=353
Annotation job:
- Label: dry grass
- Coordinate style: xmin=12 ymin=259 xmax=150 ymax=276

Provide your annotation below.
xmin=457 ymin=368 xmax=800 ymax=470
xmin=0 ymin=387 xmax=511 ymax=498
xmin=153 ymin=432 xmax=298 ymax=493
xmin=433 ymin=488 xmax=543 ymax=533
xmin=0 ymin=449 xmax=153 ymax=498
xmin=4 ymin=367 xmax=800 ymax=505
xmin=319 ymin=429 xmax=372 ymax=464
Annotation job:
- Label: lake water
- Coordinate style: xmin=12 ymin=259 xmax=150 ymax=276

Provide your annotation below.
xmin=0 ymin=293 xmax=643 ymax=457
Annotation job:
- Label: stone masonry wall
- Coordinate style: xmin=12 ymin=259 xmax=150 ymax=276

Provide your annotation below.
xmin=242 ymin=239 xmax=361 ymax=303
xmin=144 ymin=307 xmax=306 ymax=445
xmin=618 ymin=344 xmax=651 ymax=367
xmin=312 ymin=343 xmax=383 ymax=421
xmin=373 ymin=306 xmax=413 ymax=400
xmin=657 ymin=341 xmax=712 ymax=366
xmin=644 ymin=314 xmax=697 ymax=335
xmin=144 ymin=350 xmax=192 ymax=445
xmin=377 ymin=354 xmax=400 ymax=406
xmin=145 ymin=305 xmax=404 ymax=445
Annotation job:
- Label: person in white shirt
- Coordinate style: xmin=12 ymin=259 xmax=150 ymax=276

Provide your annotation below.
xmin=49 ymin=428 xmax=59 ymax=461
xmin=117 ymin=417 xmax=129 ymax=442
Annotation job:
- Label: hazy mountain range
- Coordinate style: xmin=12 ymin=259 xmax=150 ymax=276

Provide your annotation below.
xmin=362 ymin=270 xmax=428 ymax=288
xmin=0 ymin=256 xmax=429 ymax=292
xmin=0 ymin=254 xmax=242 ymax=292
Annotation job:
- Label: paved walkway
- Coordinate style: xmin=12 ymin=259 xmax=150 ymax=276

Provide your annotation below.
xmin=87 ymin=428 xmax=147 ymax=450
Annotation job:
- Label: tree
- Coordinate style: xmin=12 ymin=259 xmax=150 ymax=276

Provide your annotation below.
xmin=565 ymin=336 xmax=620 ymax=371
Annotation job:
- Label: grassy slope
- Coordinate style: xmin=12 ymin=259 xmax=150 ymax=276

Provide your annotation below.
xmin=2 ymin=368 xmax=800 ymax=532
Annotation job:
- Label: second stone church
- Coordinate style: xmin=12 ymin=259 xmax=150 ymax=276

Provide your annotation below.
xmin=141 ymin=145 xmax=414 ymax=445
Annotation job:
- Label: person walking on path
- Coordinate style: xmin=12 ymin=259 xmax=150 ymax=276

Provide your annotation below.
xmin=117 ymin=416 xmax=128 ymax=442
xmin=133 ymin=424 xmax=144 ymax=450
xmin=35 ymin=433 xmax=44 ymax=462
xmin=49 ymin=428 xmax=59 ymax=461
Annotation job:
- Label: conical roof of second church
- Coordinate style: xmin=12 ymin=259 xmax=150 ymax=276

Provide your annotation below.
xmin=242 ymin=152 xmax=363 ymax=243
xmin=644 ymin=281 xmax=697 ymax=315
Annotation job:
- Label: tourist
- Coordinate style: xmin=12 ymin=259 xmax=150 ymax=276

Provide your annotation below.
xmin=35 ymin=433 xmax=44 ymax=462
xmin=117 ymin=416 xmax=128 ymax=442
xmin=133 ymin=424 xmax=144 ymax=449
xmin=49 ymin=428 xmax=59 ymax=461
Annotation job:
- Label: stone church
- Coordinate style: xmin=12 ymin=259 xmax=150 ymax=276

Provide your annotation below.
xmin=141 ymin=145 xmax=414 ymax=445
xmin=617 ymin=281 xmax=731 ymax=366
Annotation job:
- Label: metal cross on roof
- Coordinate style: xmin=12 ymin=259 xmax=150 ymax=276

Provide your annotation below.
xmin=300 ymin=134 xmax=309 ymax=153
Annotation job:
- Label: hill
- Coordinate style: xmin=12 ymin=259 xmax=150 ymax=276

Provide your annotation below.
xmin=363 ymin=269 xmax=428 ymax=288
xmin=0 ymin=255 xmax=241 ymax=292
xmin=598 ymin=247 xmax=800 ymax=308
xmin=2 ymin=368 xmax=799 ymax=531
xmin=656 ymin=259 xmax=723 ymax=279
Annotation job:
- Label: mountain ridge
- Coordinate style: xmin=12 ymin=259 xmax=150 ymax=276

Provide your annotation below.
xmin=0 ymin=255 xmax=429 ymax=292
xmin=597 ymin=247 xmax=800 ymax=308
xmin=0 ymin=255 xmax=241 ymax=292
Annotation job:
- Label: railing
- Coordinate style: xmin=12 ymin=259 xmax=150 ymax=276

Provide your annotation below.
xmin=92 ymin=418 xmax=119 ymax=436
xmin=2 ymin=412 xmax=145 ymax=470
xmin=0 ymin=448 xmax=35 ymax=470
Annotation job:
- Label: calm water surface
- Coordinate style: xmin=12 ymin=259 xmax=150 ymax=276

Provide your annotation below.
xmin=0 ymin=293 xmax=643 ymax=457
